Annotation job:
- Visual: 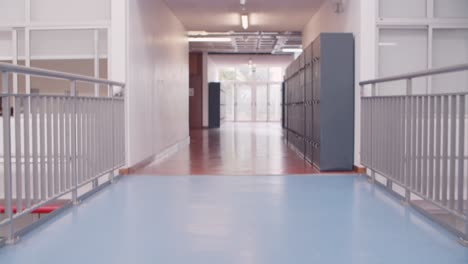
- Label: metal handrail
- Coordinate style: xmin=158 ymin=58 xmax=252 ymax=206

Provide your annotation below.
xmin=360 ymin=63 xmax=468 ymax=244
xmin=0 ymin=62 xmax=125 ymax=88
xmin=360 ymin=63 xmax=468 ymax=86
xmin=1 ymin=62 xmax=126 ymax=245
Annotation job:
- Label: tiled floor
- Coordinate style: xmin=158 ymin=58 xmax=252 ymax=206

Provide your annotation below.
xmin=137 ymin=122 xmax=319 ymax=175
xmin=0 ymin=175 xmax=467 ymax=264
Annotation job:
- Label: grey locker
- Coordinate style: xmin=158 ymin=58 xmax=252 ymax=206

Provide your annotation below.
xmin=284 ymin=33 xmax=354 ymax=171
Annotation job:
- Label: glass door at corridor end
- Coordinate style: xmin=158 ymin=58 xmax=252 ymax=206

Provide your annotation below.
xmin=224 ymin=82 xmax=282 ymax=122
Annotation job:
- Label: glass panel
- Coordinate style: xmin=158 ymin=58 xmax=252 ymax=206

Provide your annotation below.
xmin=31 ymin=29 xmax=95 ymax=59
xmin=0 ymin=30 xmax=12 ymax=59
xmin=378 ymin=29 xmax=428 ymax=95
xmin=434 ymin=0 xmax=468 ymax=18
xmin=0 ymin=0 xmax=25 ymax=24
xmin=379 ymin=0 xmax=427 ymax=18
xmin=269 ymin=67 xmax=284 ymax=82
xmin=222 ymin=82 xmax=235 ymax=121
xmin=255 ymin=67 xmax=269 ymax=82
xmin=256 ymin=84 xmax=268 ymax=121
xmin=31 ymin=0 xmax=110 ymax=23
xmin=432 ymin=29 xmax=468 ymax=94
xmin=236 ymin=84 xmax=252 ymax=121
xmin=219 ymin=67 xmax=236 ymax=81
xmin=30 ymin=29 xmax=108 ymax=96
xmin=237 ymin=66 xmax=254 ymax=81
xmin=268 ymin=84 xmax=282 ymax=122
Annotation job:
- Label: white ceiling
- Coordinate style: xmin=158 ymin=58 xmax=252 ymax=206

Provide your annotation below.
xmin=164 ymin=0 xmax=325 ymax=32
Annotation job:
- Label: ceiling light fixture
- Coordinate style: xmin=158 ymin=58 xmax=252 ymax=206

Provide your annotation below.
xmin=241 ymin=14 xmax=249 ymax=30
xmin=282 ymin=48 xmax=303 ymax=53
xmin=188 ymin=37 xmax=232 ymax=42
xmin=240 ymin=0 xmax=247 ymax=5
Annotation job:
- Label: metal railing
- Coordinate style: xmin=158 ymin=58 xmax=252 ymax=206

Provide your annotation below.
xmin=360 ymin=63 xmax=468 ymax=244
xmin=0 ymin=62 xmax=125 ymax=244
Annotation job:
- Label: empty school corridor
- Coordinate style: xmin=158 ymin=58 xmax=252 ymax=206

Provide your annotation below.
xmin=1 ymin=0 xmax=468 ymax=263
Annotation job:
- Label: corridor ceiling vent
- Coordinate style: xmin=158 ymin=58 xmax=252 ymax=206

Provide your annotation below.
xmin=188 ymin=31 xmax=302 ymax=54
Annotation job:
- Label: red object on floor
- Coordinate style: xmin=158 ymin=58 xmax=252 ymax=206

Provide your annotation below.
xmin=0 ymin=200 xmax=69 ymax=214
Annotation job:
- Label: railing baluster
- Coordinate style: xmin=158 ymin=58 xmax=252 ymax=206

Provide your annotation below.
xmin=2 ymin=71 xmax=15 ymax=243
xmin=417 ymin=96 xmax=423 ymax=193
xmin=53 ymin=96 xmax=59 ymax=195
xmin=422 ymin=96 xmax=428 ymax=196
xmin=47 ymin=96 xmax=53 ymax=198
xmin=429 ymin=96 xmax=435 ymax=200
xmin=65 ymin=97 xmax=70 ymax=190
xmin=24 ymin=96 xmax=31 ymax=208
xmin=31 ymin=96 xmax=39 ymax=204
xmin=442 ymin=95 xmax=449 ymax=206
xmin=457 ymin=95 xmax=465 ymax=213
xmin=435 ymin=96 xmax=442 ymax=202
xmin=449 ymin=95 xmax=457 ymax=210
xmin=40 ymin=96 xmax=46 ymax=201
xmin=60 ymin=97 xmax=65 ymax=193
xmin=77 ymin=98 xmax=82 ymax=186
xmin=15 ymin=96 xmax=23 ymax=213
xmin=405 ymin=95 xmax=411 ymax=197
xmin=70 ymin=81 xmax=78 ymax=204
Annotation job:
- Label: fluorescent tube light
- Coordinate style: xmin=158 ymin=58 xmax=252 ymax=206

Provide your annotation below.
xmin=188 ymin=37 xmax=232 ymax=42
xmin=282 ymin=48 xmax=303 ymax=53
xmin=241 ymin=14 xmax=249 ymax=30
xmin=240 ymin=0 xmax=246 ymax=5
xmin=378 ymin=42 xmax=397 ymax=46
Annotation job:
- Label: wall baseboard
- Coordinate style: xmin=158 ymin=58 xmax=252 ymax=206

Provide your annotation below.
xmin=119 ymin=136 xmax=190 ymax=175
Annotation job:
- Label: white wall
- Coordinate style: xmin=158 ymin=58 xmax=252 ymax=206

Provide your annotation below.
xmin=302 ymin=0 xmax=368 ymax=165
xmin=126 ymin=0 xmax=189 ymax=166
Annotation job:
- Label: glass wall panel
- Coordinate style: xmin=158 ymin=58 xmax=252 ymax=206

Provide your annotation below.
xmin=432 ymin=29 xmax=468 ymax=93
xmin=269 ymin=67 xmax=284 ymax=82
xmin=0 ymin=0 xmax=25 ymax=24
xmin=378 ymin=29 xmax=428 ymax=95
xmin=379 ymin=0 xmax=427 ymax=18
xmin=219 ymin=68 xmax=236 ymax=81
xmin=256 ymin=84 xmax=268 ymax=121
xmin=268 ymin=84 xmax=282 ymax=122
xmin=255 ymin=67 xmax=269 ymax=82
xmin=222 ymin=82 xmax=235 ymax=121
xmin=31 ymin=0 xmax=110 ymax=23
xmin=235 ymin=84 xmax=252 ymax=121
xmin=434 ymin=0 xmax=468 ymax=18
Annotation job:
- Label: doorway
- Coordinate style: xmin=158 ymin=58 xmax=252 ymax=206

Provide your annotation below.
xmin=223 ymin=82 xmax=282 ymax=122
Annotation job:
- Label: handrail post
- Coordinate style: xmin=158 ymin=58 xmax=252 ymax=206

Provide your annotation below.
xmin=70 ymin=80 xmax=79 ymax=205
xmin=108 ymin=84 xmax=115 ymax=183
xmin=369 ymin=83 xmax=376 ymax=183
xmin=2 ymin=71 xmax=16 ymax=244
xmin=404 ymin=78 xmax=413 ymax=204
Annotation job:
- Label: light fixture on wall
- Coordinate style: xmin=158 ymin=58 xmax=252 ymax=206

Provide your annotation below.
xmin=332 ymin=0 xmax=344 ymax=14
xmin=241 ymin=14 xmax=249 ymax=30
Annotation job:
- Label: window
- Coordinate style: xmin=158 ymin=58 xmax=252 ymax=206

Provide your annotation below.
xmin=434 ymin=0 xmax=468 ymax=18
xmin=432 ymin=29 xmax=468 ymax=93
xmin=379 ymin=0 xmax=427 ymax=18
xmin=378 ymin=29 xmax=428 ymax=94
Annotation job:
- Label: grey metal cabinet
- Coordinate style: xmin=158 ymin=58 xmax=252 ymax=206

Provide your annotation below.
xmin=284 ymin=33 xmax=354 ymax=171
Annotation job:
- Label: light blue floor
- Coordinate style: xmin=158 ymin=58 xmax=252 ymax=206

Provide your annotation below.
xmin=0 ymin=175 xmax=467 ymax=264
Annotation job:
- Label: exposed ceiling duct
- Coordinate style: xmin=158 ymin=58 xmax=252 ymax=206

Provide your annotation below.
xmin=188 ymin=31 xmax=302 ymax=54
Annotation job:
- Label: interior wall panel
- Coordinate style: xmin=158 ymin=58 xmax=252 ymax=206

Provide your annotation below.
xmin=127 ymin=0 xmax=189 ymax=166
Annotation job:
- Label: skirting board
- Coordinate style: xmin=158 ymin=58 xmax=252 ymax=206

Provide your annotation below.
xmin=119 ymin=136 xmax=190 ymax=175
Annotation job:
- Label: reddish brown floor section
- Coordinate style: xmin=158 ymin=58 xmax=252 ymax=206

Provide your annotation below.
xmin=136 ymin=122 xmax=319 ymax=175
